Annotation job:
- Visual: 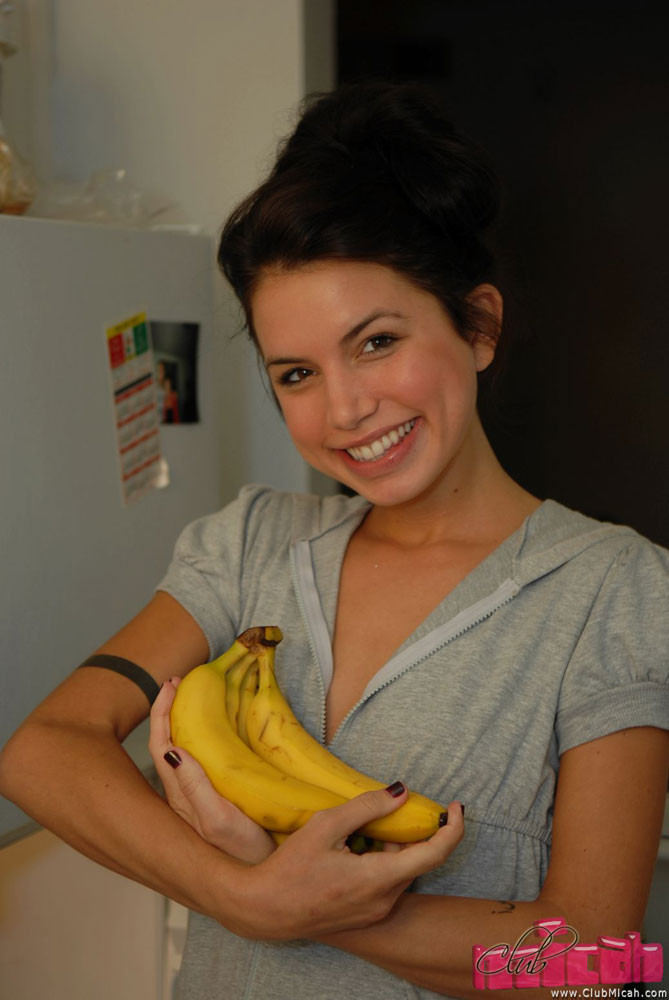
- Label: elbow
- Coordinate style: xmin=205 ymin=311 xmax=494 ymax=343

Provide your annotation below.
xmin=0 ymin=718 xmax=55 ymax=812
xmin=538 ymin=894 xmax=646 ymax=946
xmin=0 ymin=724 xmax=32 ymax=806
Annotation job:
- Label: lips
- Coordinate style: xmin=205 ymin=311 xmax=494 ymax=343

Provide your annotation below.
xmin=344 ymin=419 xmax=416 ymax=462
xmin=334 ymin=417 xmax=421 ymax=479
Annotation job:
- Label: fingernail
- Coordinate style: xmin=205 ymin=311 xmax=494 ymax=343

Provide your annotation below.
xmin=461 ymin=803 xmax=465 ymax=817
xmin=438 ymin=810 xmax=449 ymax=827
xmin=385 ymin=781 xmax=405 ymax=798
xmin=164 ymin=750 xmax=182 ymax=768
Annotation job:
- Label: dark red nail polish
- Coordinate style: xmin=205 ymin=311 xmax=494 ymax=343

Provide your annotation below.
xmin=164 ymin=750 xmax=181 ymax=768
xmin=438 ymin=810 xmax=449 ymax=827
xmin=461 ymin=803 xmax=465 ymax=817
xmin=385 ymin=781 xmax=405 ymax=797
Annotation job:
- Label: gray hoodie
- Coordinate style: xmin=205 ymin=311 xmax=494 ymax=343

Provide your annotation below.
xmin=158 ymin=485 xmax=669 ymax=1000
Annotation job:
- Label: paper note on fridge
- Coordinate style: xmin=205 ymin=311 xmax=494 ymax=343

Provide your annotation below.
xmin=106 ymin=311 xmax=170 ymax=505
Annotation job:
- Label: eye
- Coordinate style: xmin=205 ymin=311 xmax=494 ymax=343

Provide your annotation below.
xmin=277 ymin=367 xmax=313 ymax=386
xmin=360 ymin=334 xmax=396 ymax=355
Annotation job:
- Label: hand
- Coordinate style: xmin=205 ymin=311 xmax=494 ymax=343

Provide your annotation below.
xmin=148 ymin=678 xmax=276 ymax=864
xmin=232 ymin=788 xmax=465 ymax=941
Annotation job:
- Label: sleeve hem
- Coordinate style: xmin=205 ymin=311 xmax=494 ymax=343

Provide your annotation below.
xmin=156 ymin=574 xmax=235 ymax=662
xmin=556 ymin=681 xmax=669 ymax=755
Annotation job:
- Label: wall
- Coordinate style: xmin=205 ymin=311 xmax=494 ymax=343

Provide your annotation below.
xmin=0 ymin=826 xmax=165 ymax=1000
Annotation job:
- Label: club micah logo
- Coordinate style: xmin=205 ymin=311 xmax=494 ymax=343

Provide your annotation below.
xmin=472 ymin=918 xmax=664 ymax=990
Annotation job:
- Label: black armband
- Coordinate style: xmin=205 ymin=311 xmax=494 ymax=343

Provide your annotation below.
xmin=78 ymin=654 xmax=161 ymax=706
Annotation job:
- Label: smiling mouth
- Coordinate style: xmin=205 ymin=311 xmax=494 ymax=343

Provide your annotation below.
xmin=345 ymin=419 xmax=417 ymax=462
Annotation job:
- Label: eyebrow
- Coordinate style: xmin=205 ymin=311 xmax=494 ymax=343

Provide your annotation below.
xmin=264 ymin=309 xmax=407 ymax=368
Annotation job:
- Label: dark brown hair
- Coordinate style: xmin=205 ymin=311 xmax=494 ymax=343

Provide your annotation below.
xmin=217 ymin=79 xmax=504 ymax=393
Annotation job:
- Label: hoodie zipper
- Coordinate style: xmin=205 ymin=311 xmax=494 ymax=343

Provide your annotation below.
xmin=292 ymin=537 xmax=521 ymax=747
xmin=290 ymin=541 xmax=331 ymax=743
xmin=326 ymin=576 xmax=520 ymax=747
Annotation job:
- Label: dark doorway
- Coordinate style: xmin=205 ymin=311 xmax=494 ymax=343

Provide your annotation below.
xmin=337 ymin=0 xmax=669 ymax=545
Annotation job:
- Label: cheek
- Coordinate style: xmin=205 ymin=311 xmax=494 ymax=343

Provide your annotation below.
xmin=279 ymin=398 xmax=321 ymax=447
xmin=392 ymin=347 xmax=475 ymax=409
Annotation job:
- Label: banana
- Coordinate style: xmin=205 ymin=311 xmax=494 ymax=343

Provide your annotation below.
xmin=237 ymin=660 xmax=259 ymax=746
xmin=169 ymin=626 xmax=347 ymax=833
xmin=246 ymin=641 xmax=447 ymax=842
xmin=224 ymin=651 xmax=256 ymax=730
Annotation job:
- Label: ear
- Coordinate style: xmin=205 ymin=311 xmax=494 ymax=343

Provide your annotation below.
xmin=465 ymin=284 xmax=503 ymax=373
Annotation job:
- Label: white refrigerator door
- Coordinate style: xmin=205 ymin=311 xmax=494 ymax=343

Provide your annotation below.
xmin=0 ymin=216 xmax=226 ymax=845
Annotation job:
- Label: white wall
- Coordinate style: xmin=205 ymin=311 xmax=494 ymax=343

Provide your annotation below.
xmin=0 ymin=827 xmax=166 ymax=1000
xmin=44 ymin=0 xmax=305 ymax=497
xmin=49 ymin=0 xmax=303 ymax=232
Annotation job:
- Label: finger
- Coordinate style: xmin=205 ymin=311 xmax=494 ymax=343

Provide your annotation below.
xmin=380 ymin=840 xmax=403 ymax=853
xmin=312 ymin=782 xmax=411 ymax=846
xmin=379 ymin=800 xmax=465 ymax=883
xmin=163 ymin=746 xmax=276 ymax=859
xmin=161 ymin=744 xmax=249 ymax=828
xmin=148 ymin=679 xmax=178 ymax=760
xmin=161 ymin=744 xmax=213 ymax=803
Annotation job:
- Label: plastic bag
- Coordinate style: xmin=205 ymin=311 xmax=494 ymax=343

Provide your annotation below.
xmin=30 ymin=167 xmax=173 ymax=227
xmin=0 ymin=130 xmax=36 ymax=214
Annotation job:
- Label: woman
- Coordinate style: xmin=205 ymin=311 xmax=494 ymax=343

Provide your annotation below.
xmin=1 ymin=81 xmax=667 ymax=999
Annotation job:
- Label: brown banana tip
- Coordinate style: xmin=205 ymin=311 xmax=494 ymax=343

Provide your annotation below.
xmin=261 ymin=625 xmax=283 ymax=646
xmin=438 ymin=810 xmax=449 ymax=827
xmin=236 ymin=626 xmax=283 ymax=650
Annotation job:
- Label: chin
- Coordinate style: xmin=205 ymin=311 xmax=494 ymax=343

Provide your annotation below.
xmin=337 ymin=474 xmax=429 ymax=508
xmin=308 ymin=444 xmax=440 ymax=507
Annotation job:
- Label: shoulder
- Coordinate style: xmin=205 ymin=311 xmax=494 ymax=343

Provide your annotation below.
xmin=514 ymin=498 xmax=669 ymax=590
xmin=173 ymin=483 xmax=369 ymax=559
xmin=539 ymin=506 xmax=669 ymax=751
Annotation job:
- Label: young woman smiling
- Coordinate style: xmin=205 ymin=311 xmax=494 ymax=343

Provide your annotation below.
xmin=1 ymin=80 xmax=667 ymax=1000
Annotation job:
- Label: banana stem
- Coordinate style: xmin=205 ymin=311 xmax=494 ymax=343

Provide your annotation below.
xmin=208 ymin=626 xmax=280 ymax=678
xmin=237 ymin=626 xmax=283 ymax=653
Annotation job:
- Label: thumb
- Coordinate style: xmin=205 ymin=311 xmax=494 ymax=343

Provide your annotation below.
xmin=163 ymin=745 xmax=217 ymax=806
xmin=312 ymin=782 xmax=411 ymax=847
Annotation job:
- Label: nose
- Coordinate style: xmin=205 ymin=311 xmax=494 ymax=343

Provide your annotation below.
xmin=325 ymin=369 xmax=378 ymax=430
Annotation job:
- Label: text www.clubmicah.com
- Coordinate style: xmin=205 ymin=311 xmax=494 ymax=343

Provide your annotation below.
xmin=472 ymin=918 xmax=664 ymax=992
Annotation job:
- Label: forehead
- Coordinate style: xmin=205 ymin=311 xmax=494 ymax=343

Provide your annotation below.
xmin=251 ymin=260 xmax=428 ymax=347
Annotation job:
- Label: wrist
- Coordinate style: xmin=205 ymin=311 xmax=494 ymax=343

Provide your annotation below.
xmin=204 ymin=853 xmax=277 ymax=940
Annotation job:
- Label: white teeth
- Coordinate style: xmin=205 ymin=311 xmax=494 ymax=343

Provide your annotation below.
xmin=346 ymin=419 xmax=416 ymax=462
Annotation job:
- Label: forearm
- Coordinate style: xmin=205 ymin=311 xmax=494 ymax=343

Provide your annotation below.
xmin=0 ymin=719 xmax=248 ymax=921
xmin=316 ymin=891 xmax=571 ymax=999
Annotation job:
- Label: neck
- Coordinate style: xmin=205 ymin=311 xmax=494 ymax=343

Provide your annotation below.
xmin=361 ymin=416 xmax=541 ymax=549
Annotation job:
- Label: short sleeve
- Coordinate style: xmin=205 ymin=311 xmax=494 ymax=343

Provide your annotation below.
xmin=555 ymin=537 xmax=669 ymax=755
xmin=155 ymin=483 xmax=274 ymax=660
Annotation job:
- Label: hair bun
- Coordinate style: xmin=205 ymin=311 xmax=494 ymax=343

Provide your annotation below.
xmin=281 ymin=80 xmax=500 ymax=242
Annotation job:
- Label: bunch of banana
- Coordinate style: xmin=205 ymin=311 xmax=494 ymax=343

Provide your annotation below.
xmin=169 ymin=626 xmax=447 ymax=843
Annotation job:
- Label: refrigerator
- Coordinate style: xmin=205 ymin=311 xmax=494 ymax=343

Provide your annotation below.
xmin=0 ymin=214 xmax=227 ymax=846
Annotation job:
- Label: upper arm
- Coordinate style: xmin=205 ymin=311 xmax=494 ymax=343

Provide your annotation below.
xmin=539 ymin=726 xmax=669 ymax=938
xmin=6 ymin=487 xmax=268 ymax=753
xmin=23 ymin=591 xmax=210 ymax=742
